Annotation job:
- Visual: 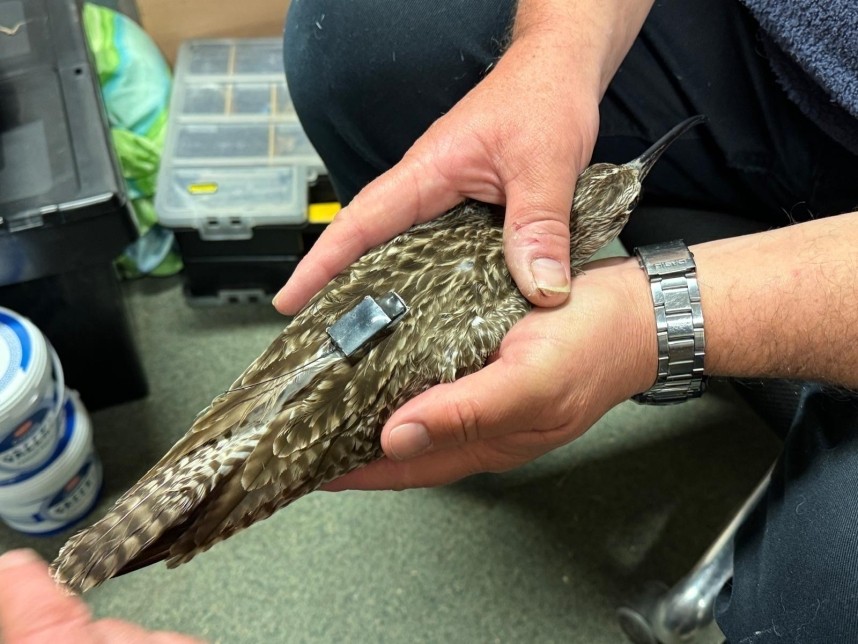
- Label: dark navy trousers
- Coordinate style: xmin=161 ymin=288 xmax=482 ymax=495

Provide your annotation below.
xmin=284 ymin=1 xmax=858 ymax=640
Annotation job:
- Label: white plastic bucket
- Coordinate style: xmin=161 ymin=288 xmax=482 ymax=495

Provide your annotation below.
xmin=0 ymin=390 xmax=102 ymax=535
xmin=0 ymin=307 xmax=64 ymax=481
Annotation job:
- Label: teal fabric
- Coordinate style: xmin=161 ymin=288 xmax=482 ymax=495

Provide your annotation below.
xmin=83 ymin=3 xmax=182 ymax=278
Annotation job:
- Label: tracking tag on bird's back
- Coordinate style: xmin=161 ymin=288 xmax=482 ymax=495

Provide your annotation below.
xmin=327 ymin=292 xmax=408 ymax=358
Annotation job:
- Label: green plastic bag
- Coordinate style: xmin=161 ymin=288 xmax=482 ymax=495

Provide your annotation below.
xmin=83 ymin=3 xmax=182 ymax=278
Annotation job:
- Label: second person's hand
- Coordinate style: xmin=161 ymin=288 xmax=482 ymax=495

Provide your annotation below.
xmin=0 ymin=549 xmax=203 ymax=644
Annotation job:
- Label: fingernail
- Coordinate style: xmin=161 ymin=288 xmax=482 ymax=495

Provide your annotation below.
xmin=388 ymin=423 xmax=431 ymax=460
xmin=531 ymin=258 xmax=570 ymax=294
xmin=272 ymin=288 xmax=291 ymax=312
xmin=0 ymin=549 xmax=39 ymax=571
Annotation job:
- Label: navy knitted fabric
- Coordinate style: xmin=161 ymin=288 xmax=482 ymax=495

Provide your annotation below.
xmin=740 ymin=0 xmax=858 ymax=155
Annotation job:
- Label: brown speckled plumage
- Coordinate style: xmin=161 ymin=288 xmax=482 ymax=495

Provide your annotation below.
xmin=51 ymin=117 xmax=704 ymax=593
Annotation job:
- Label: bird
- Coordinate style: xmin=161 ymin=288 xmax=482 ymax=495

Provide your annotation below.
xmin=51 ymin=115 xmax=705 ymax=593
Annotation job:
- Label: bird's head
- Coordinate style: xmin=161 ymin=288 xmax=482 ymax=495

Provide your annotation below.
xmin=569 ymin=115 xmax=706 ymax=265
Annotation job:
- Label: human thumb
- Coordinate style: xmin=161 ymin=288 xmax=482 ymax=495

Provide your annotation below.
xmin=502 ymin=181 xmax=574 ymax=307
xmin=380 ymin=360 xmax=539 ymax=461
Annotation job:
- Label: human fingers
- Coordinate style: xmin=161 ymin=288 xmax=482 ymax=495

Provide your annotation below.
xmin=322 ymin=451 xmax=484 ymax=491
xmin=486 ymin=41 xmax=598 ymax=308
xmin=0 ymin=549 xmax=90 ymax=643
xmin=377 ymin=265 xmax=654 ymax=463
xmin=324 ymin=429 xmax=558 ymax=491
xmin=501 ymin=174 xmax=575 ymax=307
xmin=272 ymin=155 xmax=461 ymax=315
xmin=378 ymin=355 xmax=557 ymax=462
xmin=91 ymin=619 xmax=205 ymax=644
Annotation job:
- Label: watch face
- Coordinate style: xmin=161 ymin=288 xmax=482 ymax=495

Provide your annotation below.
xmin=638 ymin=241 xmax=696 ymax=276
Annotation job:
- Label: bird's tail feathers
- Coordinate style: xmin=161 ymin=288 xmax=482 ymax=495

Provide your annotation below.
xmin=50 ymin=428 xmax=263 ymax=594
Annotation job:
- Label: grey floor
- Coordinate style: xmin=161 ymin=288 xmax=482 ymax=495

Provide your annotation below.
xmin=0 ymin=274 xmax=780 ymax=643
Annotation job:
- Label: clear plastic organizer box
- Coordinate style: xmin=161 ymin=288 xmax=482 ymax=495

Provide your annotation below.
xmin=155 ymin=39 xmax=326 ymax=240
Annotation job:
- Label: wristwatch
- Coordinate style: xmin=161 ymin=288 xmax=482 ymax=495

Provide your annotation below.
xmin=632 ymin=239 xmax=707 ymax=405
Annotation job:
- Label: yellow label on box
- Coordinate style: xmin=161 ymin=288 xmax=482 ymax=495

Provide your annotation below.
xmin=187 ymin=182 xmax=219 ymax=195
xmin=308 ymin=202 xmax=340 ymax=224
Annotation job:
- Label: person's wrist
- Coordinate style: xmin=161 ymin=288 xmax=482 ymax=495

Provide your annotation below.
xmin=512 ymin=1 xmax=579 ymax=43
xmin=503 ymin=27 xmax=603 ymax=113
xmin=577 ymin=258 xmax=659 ymax=402
xmin=619 ymin=261 xmax=660 ymax=398
xmin=510 ymin=0 xmax=653 ymax=98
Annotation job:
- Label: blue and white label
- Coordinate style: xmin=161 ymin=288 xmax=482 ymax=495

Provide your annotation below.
xmin=41 ymin=457 xmax=102 ymax=522
xmin=0 ymin=389 xmax=63 ymax=482
xmin=0 ymin=311 xmax=31 ymax=396
xmin=0 ymin=455 xmax=103 ymax=535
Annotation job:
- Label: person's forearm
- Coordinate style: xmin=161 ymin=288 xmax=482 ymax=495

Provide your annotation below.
xmin=693 ymin=212 xmax=858 ymax=387
xmin=512 ymin=0 xmax=654 ymax=96
xmin=618 ymin=212 xmax=858 ymax=393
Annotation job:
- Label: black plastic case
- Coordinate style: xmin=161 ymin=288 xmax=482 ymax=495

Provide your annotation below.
xmin=0 ymin=0 xmax=146 ymax=409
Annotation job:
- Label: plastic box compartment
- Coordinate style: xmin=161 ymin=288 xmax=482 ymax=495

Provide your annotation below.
xmin=173 ymin=224 xmax=325 ymax=258
xmin=182 ymin=256 xmax=300 ymax=305
xmin=155 ymin=38 xmax=334 ymax=303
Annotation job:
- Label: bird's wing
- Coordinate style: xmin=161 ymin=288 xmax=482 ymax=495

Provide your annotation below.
xmin=150 ymin=273 xmax=356 ymax=471
xmin=50 ymin=275 xmax=358 ymax=592
xmin=51 ymin=202 xmax=528 ymax=593
xmin=128 ymin=211 xmax=529 ymax=570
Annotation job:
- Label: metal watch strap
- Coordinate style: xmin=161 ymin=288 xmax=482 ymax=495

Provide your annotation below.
xmin=632 ymin=240 xmax=707 ymax=405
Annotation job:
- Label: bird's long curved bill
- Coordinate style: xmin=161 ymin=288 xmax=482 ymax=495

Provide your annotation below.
xmin=632 ymin=115 xmax=707 ymax=179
